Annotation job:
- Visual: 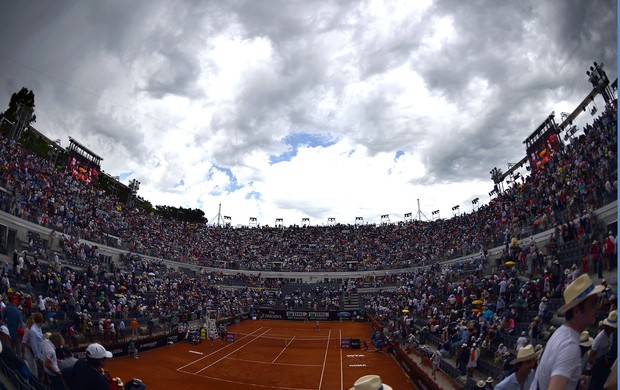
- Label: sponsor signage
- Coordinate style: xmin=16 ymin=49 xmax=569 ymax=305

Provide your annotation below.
xmin=257 ymin=309 xmax=356 ymax=321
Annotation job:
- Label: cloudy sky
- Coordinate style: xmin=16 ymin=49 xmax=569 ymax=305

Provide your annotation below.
xmin=0 ymin=0 xmax=616 ymax=226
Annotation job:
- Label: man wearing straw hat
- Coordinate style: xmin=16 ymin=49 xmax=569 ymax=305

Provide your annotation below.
xmin=578 ymin=331 xmax=593 ymax=373
xmin=586 ymin=310 xmax=617 ymax=390
xmin=587 ymin=310 xmax=617 ymax=370
xmin=495 ymin=344 xmax=541 ymax=389
xmin=530 ymin=274 xmax=604 ymax=390
xmin=349 ymin=374 xmax=392 ymax=390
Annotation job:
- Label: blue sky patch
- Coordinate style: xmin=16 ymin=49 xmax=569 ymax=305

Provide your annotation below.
xmin=173 ymin=178 xmax=185 ymax=188
xmin=211 ymin=165 xmax=242 ymax=192
xmin=245 ymin=190 xmax=262 ymax=200
xmin=269 ymin=132 xmax=336 ymax=164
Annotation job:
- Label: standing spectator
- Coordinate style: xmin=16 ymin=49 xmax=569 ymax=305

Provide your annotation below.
xmin=528 ymin=317 xmax=543 ymax=347
xmin=590 ymin=240 xmax=603 ymax=279
xmin=466 ymin=342 xmax=480 ymax=378
xmin=458 ymin=343 xmax=469 ymax=376
xmin=431 ymin=348 xmax=442 ymax=379
xmin=70 ymin=343 xmax=113 ymax=390
xmin=59 ymin=345 xmax=78 ymax=387
xmin=602 ymin=232 xmax=615 ymax=272
xmin=4 ymin=295 xmax=24 ymax=355
xmin=494 ymin=343 xmax=508 ymax=365
xmin=128 ymin=339 xmax=139 ymax=359
xmin=30 ymin=311 xmax=45 ymax=382
xmin=42 ymin=332 xmax=65 ymax=390
xmin=118 ymin=319 xmax=126 ymax=340
xmin=531 ymin=274 xmax=603 ymax=390
xmin=21 ymin=315 xmax=38 ymax=378
xmin=501 ymin=351 xmax=513 ymax=380
xmin=586 ymin=310 xmax=617 ymax=389
xmin=579 ymin=331 xmax=593 ymax=373
xmin=68 ymin=325 xmax=78 ymax=348
xmin=538 ymin=297 xmax=548 ymax=321
xmin=131 ymin=318 xmax=138 ymax=338
xmin=0 ymin=325 xmax=32 ymax=379
xmin=147 ymin=318 xmax=154 ymax=336
xmin=494 ymin=344 xmax=540 ymax=390
xmin=515 ymin=331 xmax=528 ymax=353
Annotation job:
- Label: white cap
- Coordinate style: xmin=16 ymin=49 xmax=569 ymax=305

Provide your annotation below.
xmin=0 ymin=325 xmax=9 ymax=336
xmin=86 ymin=343 xmax=112 ymax=359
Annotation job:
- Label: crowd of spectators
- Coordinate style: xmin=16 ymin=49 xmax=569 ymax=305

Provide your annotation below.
xmin=0 ymin=99 xmax=616 ymax=389
xmin=0 ymin=106 xmax=614 ymax=273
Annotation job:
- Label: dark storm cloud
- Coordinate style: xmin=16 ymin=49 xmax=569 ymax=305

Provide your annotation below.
xmin=408 ymin=0 xmax=617 ymax=183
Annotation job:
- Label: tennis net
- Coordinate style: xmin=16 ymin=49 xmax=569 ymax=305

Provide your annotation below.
xmin=231 ymin=332 xmax=341 ymax=349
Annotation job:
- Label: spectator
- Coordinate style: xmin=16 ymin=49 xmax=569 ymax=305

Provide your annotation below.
xmin=515 ymin=331 xmax=528 ymax=353
xmin=71 ymin=343 xmax=113 ymax=390
xmin=21 ymin=314 xmax=38 ymax=378
xmin=4 ymin=294 xmax=24 ymax=355
xmin=42 ymin=332 xmax=65 ymax=390
xmin=431 ymin=348 xmax=442 ymax=379
xmin=131 ymin=318 xmax=138 ymax=338
xmin=0 ymin=325 xmax=32 ymax=379
xmin=531 ymin=274 xmax=604 ymax=390
xmin=494 ymin=344 xmax=540 ymax=390
xmin=579 ymin=330 xmax=593 ymax=373
xmin=29 ymin=311 xmax=45 ymax=382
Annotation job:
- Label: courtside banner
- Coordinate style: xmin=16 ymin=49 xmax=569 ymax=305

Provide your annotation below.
xmin=256 ymin=308 xmax=358 ymax=320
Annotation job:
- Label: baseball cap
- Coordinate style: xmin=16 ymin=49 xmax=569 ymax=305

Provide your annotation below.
xmin=0 ymin=325 xmax=9 ymax=336
xmin=86 ymin=343 xmax=113 ymax=359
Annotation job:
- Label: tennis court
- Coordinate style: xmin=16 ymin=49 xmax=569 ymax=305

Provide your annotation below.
xmin=104 ymin=320 xmax=414 ymax=389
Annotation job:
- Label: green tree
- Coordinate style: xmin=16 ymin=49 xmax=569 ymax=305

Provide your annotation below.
xmin=1 ymin=87 xmax=37 ymax=138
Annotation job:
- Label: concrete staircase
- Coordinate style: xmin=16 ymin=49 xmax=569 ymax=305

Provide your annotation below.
xmin=344 ymin=291 xmax=361 ymax=310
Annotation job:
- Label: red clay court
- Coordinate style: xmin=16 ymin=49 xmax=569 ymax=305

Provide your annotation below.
xmin=104 ymin=320 xmax=414 ymax=389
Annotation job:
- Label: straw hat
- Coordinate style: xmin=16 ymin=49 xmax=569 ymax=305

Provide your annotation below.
xmin=486 ymin=377 xmax=494 ymax=383
xmin=510 ymin=344 xmax=540 ymax=364
xmin=349 ymin=375 xmax=392 ymax=390
xmin=557 ymin=274 xmax=604 ymax=314
xmin=602 ymin=310 xmax=618 ymax=328
xmin=476 ymin=380 xmax=486 ymax=388
xmin=579 ymin=331 xmax=593 ymax=347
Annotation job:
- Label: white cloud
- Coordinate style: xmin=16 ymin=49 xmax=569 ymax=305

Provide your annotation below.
xmin=0 ymin=0 xmax=615 ymax=226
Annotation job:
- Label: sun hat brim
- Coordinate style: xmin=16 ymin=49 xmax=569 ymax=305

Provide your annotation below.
xmin=557 ymin=285 xmax=604 ymax=314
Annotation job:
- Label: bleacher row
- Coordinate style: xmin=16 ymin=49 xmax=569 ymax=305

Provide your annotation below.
xmin=397 ymin=234 xmax=615 ymax=389
xmin=0 ymin=356 xmax=47 ymax=390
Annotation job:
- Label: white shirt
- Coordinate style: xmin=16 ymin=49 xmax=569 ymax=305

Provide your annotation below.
xmin=42 ymin=339 xmax=59 ymax=376
xmin=529 ymin=324 xmax=581 ymax=390
xmin=587 ymin=330 xmax=613 ymax=370
xmin=516 ymin=336 xmax=528 ymax=352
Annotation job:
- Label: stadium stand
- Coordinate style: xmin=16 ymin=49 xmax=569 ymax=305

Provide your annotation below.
xmin=0 ymin=101 xmax=616 ymax=389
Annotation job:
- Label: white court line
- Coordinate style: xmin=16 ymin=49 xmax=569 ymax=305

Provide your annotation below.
xmin=272 ymin=336 xmax=294 ymax=363
xmin=176 ymin=327 xmax=268 ymax=371
xmin=318 ymin=329 xmax=331 ymax=389
xmin=226 ymin=356 xmax=322 ymax=367
xmin=339 ymin=329 xmax=343 ymax=390
xmin=176 ymin=373 xmax=317 ymax=390
xmin=193 ymin=328 xmax=273 ymax=374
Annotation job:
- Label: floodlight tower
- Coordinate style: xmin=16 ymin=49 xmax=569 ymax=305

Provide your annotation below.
xmin=587 ymin=61 xmax=615 ymax=108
